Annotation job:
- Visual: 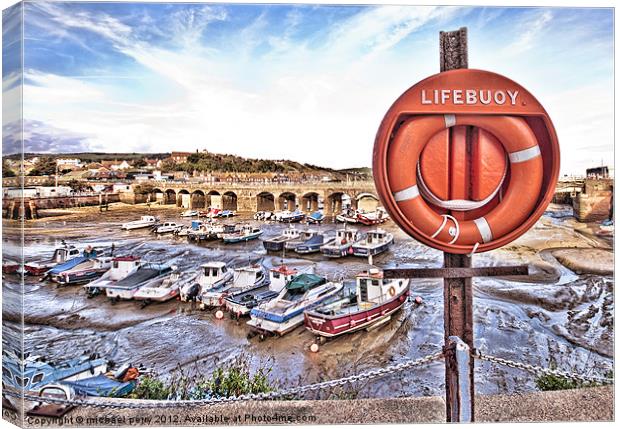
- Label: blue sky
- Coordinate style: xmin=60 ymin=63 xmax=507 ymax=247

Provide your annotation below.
xmin=2 ymin=2 xmax=614 ymax=174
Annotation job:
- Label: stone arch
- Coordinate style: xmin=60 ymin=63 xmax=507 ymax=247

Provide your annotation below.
xmin=356 ymin=192 xmax=380 ymax=212
xmin=278 ymin=192 xmax=297 ymax=211
xmin=206 ymin=190 xmax=221 ymax=209
xmin=164 ymin=189 xmax=176 ymax=205
xmin=190 ymin=190 xmax=206 ymax=209
xmin=150 ymin=188 xmax=164 ymax=204
xmin=326 ymin=192 xmax=352 ymax=214
xmin=301 ymin=192 xmax=320 ymax=212
xmin=177 ymin=189 xmax=190 ymax=208
xmin=257 ymin=192 xmax=275 ymax=211
xmin=222 ymin=191 xmax=238 ymax=211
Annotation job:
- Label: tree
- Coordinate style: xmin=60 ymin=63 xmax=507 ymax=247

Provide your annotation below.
xmin=28 ymin=157 xmax=57 ymax=176
xmin=133 ymin=158 xmax=147 ymax=168
xmin=2 ymin=159 xmax=16 ymax=177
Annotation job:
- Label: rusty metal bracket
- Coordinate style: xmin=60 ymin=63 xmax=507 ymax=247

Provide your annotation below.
xmin=440 ymin=27 xmax=468 ymax=72
xmin=27 ymin=403 xmax=75 ymax=418
xmin=383 ymin=265 xmax=529 ymax=279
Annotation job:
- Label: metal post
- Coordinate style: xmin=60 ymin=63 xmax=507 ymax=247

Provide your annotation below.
xmin=439 ymin=27 xmax=474 ymax=422
xmin=444 ymin=336 xmax=473 ymax=422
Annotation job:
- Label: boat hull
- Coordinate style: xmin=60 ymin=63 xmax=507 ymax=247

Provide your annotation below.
xmin=222 ymin=232 xmax=262 ymax=243
xmin=352 ymin=240 xmax=393 ymax=257
xmin=305 ymin=288 xmax=409 ymax=338
xmin=263 ymin=240 xmax=286 ymax=251
xmin=52 ymin=268 xmax=108 ymax=285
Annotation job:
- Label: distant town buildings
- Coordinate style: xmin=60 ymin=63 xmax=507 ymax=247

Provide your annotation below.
xmin=170 ymin=152 xmax=192 ymax=163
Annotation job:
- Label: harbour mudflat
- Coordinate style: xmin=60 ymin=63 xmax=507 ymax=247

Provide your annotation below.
xmin=2 ymin=203 xmax=613 ymax=398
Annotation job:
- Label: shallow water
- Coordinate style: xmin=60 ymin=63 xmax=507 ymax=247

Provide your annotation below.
xmin=1 ymin=204 xmax=614 ymax=398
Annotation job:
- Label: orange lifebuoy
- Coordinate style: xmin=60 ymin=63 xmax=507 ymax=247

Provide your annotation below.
xmin=386 ymin=115 xmax=543 ymax=253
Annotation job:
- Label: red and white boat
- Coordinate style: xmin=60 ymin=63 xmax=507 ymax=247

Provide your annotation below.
xmin=356 ymin=207 xmax=389 ymax=226
xmin=24 ymin=242 xmax=81 ymax=276
xmin=2 ymin=258 xmax=20 ymax=274
xmin=304 ymin=268 xmax=409 ymax=338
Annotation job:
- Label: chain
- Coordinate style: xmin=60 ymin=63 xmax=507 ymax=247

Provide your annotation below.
xmin=474 ymin=350 xmax=614 ymax=385
xmin=3 ymin=351 xmax=443 ymax=409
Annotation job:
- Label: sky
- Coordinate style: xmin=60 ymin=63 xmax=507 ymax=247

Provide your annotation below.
xmin=1 ymin=2 xmax=614 ymax=174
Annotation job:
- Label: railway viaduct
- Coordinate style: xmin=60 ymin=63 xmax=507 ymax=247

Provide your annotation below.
xmin=136 ymin=180 xmax=381 ymax=213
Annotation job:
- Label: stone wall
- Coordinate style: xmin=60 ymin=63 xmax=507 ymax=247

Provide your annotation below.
xmin=573 ymin=179 xmax=613 ymax=222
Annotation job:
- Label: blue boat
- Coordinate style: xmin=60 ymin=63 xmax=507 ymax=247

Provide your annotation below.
xmin=306 ymin=211 xmax=325 ymax=224
xmin=62 ymin=374 xmax=136 ymax=397
xmin=295 ymin=233 xmax=334 ymax=254
xmin=276 ymin=210 xmax=306 ymax=223
xmin=352 ymin=229 xmax=394 ymax=257
xmin=320 ymin=228 xmax=362 ymax=258
xmin=222 ymin=225 xmax=263 ymax=243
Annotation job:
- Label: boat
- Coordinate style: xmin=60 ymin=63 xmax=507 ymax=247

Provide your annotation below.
xmin=204 ymin=207 xmax=222 ymax=218
xmin=306 ymin=211 xmax=325 ymax=224
xmin=320 ymin=228 xmax=362 ymax=258
xmin=61 ymin=372 xmax=136 ymax=398
xmin=356 ymin=207 xmax=389 ymax=225
xmin=276 ymin=210 xmax=306 ymax=223
xmin=254 ymin=211 xmax=274 ymax=221
xmin=179 ymin=262 xmax=233 ymax=302
xmin=180 ymin=210 xmax=199 ymax=217
xmin=154 ymin=221 xmax=183 ymax=234
xmin=2 ymin=259 xmax=20 ymax=274
xmin=121 ymin=215 xmax=158 ymax=230
xmin=262 ymin=226 xmax=301 ymax=252
xmin=335 ymin=208 xmax=360 ymax=223
xmin=100 ymin=262 xmax=173 ymax=301
xmin=225 ymin=265 xmax=304 ymax=318
xmin=295 ymin=233 xmax=334 ymax=254
xmin=247 ymin=274 xmax=343 ymax=337
xmin=49 ymin=255 xmax=114 ymax=285
xmin=200 ymin=265 xmax=268 ymax=308
xmin=351 ymin=229 xmax=394 ymax=257
xmin=24 ymin=242 xmax=82 ymax=275
xmin=2 ymin=351 xmax=108 ymax=393
xmin=188 ymin=222 xmax=235 ymax=241
xmin=133 ymin=269 xmax=198 ymax=303
xmin=221 ymin=225 xmax=263 ymax=243
xmin=284 ymin=229 xmax=318 ymax=250
xmin=173 ymin=225 xmax=190 ymax=237
xmin=220 ymin=210 xmax=235 ymax=218
xmin=83 ymin=256 xmax=142 ymax=297
xmin=304 ymin=268 xmax=409 ymax=338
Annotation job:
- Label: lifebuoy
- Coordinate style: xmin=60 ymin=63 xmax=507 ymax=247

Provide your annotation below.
xmin=388 ymin=286 xmax=396 ymax=297
xmin=386 ymin=114 xmax=543 ymax=253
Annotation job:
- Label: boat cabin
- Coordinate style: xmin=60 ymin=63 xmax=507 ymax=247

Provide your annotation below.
xmin=283 ymin=227 xmax=299 ymax=238
xmin=109 ymin=256 xmax=141 ymax=280
xmin=140 ymin=216 xmax=157 ymax=223
xmin=269 ymin=265 xmax=298 ymax=292
xmin=52 ymin=244 xmax=80 ymax=263
xmin=356 ymin=268 xmax=394 ymax=304
xmin=198 ymin=262 xmax=229 ymax=285
xmin=233 ymin=266 xmax=264 ymax=287
xmin=335 ymin=229 xmax=360 ymax=244
xmin=363 ymin=229 xmax=388 ymax=244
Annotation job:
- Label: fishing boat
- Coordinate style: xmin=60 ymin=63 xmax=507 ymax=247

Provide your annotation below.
xmin=2 ymin=351 xmax=108 ymax=393
xmin=180 ymin=210 xmax=199 ymax=217
xmin=133 ymin=269 xmax=198 ymax=303
xmin=49 ymin=255 xmax=113 ymax=285
xmin=225 ymin=265 xmax=303 ymax=318
xmin=200 ymin=265 xmax=268 ymax=308
xmin=154 ymin=221 xmax=183 ymax=234
xmin=262 ymin=226 xmax=301 ymax=252
xmin=2 ymin=258 xmax=20 ymax=274
xmin=284 ymin=229 xmax=318 ymax=250
xmin=220 ymin=210 xmax=235 ymax=218
xmin=204 ymin=207 xmax=222 ymax=218
xmin=221 ymin=225 xmax=263 ymax=243
xmin=187 ymin=222 xmax=233 ymax=241
xmin=320 ymin=228 xmax=362 ymax=258
xmin=24 ymin=242 xmax=82 ymax=275
xmin=173 ymin=225 xmax=190 ymax=237
xmin=121 ymin=215 xmax=158 ymax=230
xmin=179 ymin=261 xmax=233 ymax=301
xmin=306 ymin=211 xmax=325 ymax=224
xmin=276 ymin=210 xmax=306 ymax=223
xmin=357 ymin=207 xmax=389 ymax=225
xmin=101 ymin=262 xmax=173 ymax=301
xmin=254 ymin=211 xmax=274 ymax=221
xmin=351 ymin=229 xmax=394 ymax=257
xmin=247 ymin=274 xmax=343 ymax=337
xmin=295 ymin=233 xmax=334 ymax=254
xmin=304 ymin=268 xmax=409 ymax=339
xmin=335 ymin=208 xmax=360 ymax=223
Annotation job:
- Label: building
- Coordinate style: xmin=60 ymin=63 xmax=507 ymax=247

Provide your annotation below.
xmin=170 ymin=152 xmax=192 ymax=163
xmin=586 ymin=166 xmax=609 ymax=179
xmin=102 ymin=160 xmax=131 ymax=171
xmin=56 ymin=158 xmax=82 ymax=170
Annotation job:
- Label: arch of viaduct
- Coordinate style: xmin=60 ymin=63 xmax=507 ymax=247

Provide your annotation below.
xmin=139 ymin=181 xmax=381 ymax=213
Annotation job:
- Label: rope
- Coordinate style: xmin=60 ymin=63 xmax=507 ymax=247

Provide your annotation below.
xmin=431 ymin=214 xmax=460 ymax=245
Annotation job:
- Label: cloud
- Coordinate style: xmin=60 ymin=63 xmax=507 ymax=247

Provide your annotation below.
xmin=504 ymin=10 xmax=553 ymax=54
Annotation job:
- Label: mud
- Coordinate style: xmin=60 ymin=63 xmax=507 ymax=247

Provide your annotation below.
xmin=1 ymin=203 xmax=614 ymax=398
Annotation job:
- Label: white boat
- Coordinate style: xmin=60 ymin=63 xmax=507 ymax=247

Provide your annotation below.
xmin=101 ymin=262 xmax=173 ymax=301
xmin=254 ymin=211 xmax=274 ymax=221
xmin=200 ymin=265 xmax=268 ymax=308
xmin=262 ymin=226 xmax=301 ymax=252
xmin=221 ymin=225 xmax=263 ymax=243
xmin=284 ymin=230 xmax=318 ymax=250
xmin=275 ymin=210 xmax=305 ymax=223
xmin=173 ymin=225 xmax=190 ymax=237
xmin=121 ymin=215 xmax=158 ymax=230
xmin=133 ymin=269 xmax=198 ymax=302
xmin=154 ymin=222 xmax=183 ymax=234
xmin=352 ymin=229 xmax=394 ymax=257
xmin=357 ymin=207 xmax=389 ymax=225
xmin=179 ymin=262 xmax=233 ymax=302
xmin=320 ymin=228 xmax=362 ymax=258
xmin=247 ymin=274 xmax=343 ymax=336
xmin=335 ymin=208 xmax=360 ymax=223
xmin=50 ymin=256 xmax=114 ymax=285
xmin=180 ymin=210 xmax=199 ymax=217
xmin=24 ymin=242 xmax=81 ymax=275
xmin=83 ymin=256 xmax=142 ymax=297
xmin=225 ymin=265 xmax=310 ymax=317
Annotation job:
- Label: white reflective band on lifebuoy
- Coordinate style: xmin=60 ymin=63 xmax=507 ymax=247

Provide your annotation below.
xmin=509 ymin=145 xmax=541 ymax=163
xmin=444 ymin=114 xmax=456 ymax=128
xmin=394 ymin=185 xmax=420 ymax=202
xmin=474 ymin=217 xmax=493 ymax=243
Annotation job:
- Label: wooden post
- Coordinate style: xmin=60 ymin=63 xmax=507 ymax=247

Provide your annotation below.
xmin=444 ymin=336 xmax=473 ymax=422
xmin=440 ymin=27 xmax=474 ymax=422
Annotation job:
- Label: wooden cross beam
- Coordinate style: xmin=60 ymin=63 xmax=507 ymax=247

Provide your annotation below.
xmin=383 ymin=265 xmax=529 ymax=279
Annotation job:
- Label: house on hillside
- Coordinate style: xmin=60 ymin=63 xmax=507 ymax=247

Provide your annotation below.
xmin=102 ymin=160 xmax=131 ymax=171
xmin=170 ymin=152 xmax=192 ymax=164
